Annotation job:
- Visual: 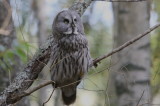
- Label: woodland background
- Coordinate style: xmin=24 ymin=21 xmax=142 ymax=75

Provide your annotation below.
xmin=0 ymin=0 xmax=160 ymax=106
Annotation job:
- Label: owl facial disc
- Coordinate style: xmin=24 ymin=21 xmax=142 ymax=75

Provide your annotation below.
xmin=52 ymin=10 xmax=85 ymax=37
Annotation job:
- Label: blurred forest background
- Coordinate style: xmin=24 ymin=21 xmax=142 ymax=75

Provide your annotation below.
xmin=0 ymin=0 xmax=160 ymax=106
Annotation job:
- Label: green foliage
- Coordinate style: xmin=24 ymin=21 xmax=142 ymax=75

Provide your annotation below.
xmin=0 ymin=41 xmax=33 ymax=72
xmin=14 ymin=41 xmax=32 ymax=62
xmin=151 ymin=32 xmax=160 ymax=95
xmin=151 ymin=0 xmax=160 ymax=95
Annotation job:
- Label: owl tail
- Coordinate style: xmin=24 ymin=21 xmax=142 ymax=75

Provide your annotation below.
xmin=61 ymin=87 xmax=76 ymax=105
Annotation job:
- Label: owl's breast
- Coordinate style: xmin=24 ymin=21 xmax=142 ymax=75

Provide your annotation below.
xmin=50 ymin=47 xmax=90 ymax=87
xmin=57 ymin=34 xmax=88 ymax=52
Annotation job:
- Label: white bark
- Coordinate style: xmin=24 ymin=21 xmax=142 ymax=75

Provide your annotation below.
xmin=112 ymin=1 xmax=151 ymax=106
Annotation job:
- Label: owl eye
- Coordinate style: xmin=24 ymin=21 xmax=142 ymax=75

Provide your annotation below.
xmin=74 ymin=18 xmax=77 ymax=22
xmin=63 ymin=18 xmax=69 ymax=24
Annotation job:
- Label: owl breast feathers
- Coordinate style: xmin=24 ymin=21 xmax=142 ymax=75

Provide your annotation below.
xmin=49 ymin=9 xmax=92 ymax=105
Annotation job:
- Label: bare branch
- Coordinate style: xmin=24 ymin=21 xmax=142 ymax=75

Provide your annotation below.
xmin=42 ymin=87 xmax=55 ymax=106
xmin=69 ymin=0 xmax=92 ymax=16
xmin=93 ymin=23 xmax=160 ymax=66
xmin=17 ymin=81 xmax=54 ymax=99
xmin=1 ymin=80 xmax=54 ymax=106
xmin=136 ymin=90 xmax=145 ymax=106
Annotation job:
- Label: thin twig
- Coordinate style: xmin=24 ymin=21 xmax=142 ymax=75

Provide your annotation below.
xmin=93 ymin=23 xmax=160 ymax=66
xmin=19 ymin=81 xmax=55 ymax=98
xmin=42 ymin=87 xmax=55 ymax=106
xmin=136 ymin=90 xmax=145 ymax=106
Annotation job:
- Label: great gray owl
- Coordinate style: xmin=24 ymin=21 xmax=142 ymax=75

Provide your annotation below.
xmin=49 ymin=9 xmax=92 ymax=105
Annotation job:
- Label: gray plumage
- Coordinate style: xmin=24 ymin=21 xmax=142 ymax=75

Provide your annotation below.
xmin=49 ymin=10 xmax=92 ymax=105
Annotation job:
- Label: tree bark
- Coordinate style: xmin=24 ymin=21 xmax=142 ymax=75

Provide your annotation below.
xmin=111 ymin=1 xmax=151 ymax=106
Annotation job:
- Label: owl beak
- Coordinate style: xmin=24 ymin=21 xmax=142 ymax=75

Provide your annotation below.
xmin=71 ymin=22 xmax=76 ymax=27
xmin=72 ymin=23 xmax=78 ymax=35
xmin=73 ymin=27 xmax=78 ymax=35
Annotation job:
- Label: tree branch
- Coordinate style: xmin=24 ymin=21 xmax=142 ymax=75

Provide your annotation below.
xmin=9 ymin=80 xmax=54 ymax=103
xmin=0 ymin=42 xmax=52 ymax=105
xmin=69 ymin=0 xmax=92 ymax=16
xmin=93 ymin=23 xmax=160 ymax=66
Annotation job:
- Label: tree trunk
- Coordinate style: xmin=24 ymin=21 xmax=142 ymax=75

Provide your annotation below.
xmin=0 ymin=1 xmax=30 ymax=106
xmin=32 ymin=0 xmax=48 ymax=46
xmin=111 ymin=1 xmax=151 ymax=106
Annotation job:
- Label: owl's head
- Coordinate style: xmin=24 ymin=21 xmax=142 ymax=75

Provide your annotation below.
xmin=52 ymin=10 xmax=84 ymax=38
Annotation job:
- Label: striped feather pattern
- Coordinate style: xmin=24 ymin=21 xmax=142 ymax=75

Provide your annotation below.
xmin=50 ymin=34 xmax=91 ymax=87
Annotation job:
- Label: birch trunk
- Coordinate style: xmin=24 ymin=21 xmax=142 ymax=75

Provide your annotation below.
xmin=111 ymin=1 xmax=151 ymax=106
